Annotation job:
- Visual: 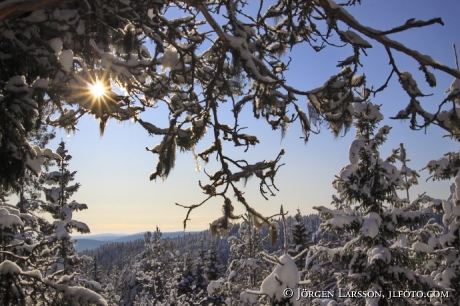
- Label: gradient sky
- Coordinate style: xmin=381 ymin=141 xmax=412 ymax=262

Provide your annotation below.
xmin=14 ymin=0 xmax=459 ymax=235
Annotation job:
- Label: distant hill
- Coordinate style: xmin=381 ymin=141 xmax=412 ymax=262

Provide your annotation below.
xmin=73 ymin=231 xmax=201 ymax=252
xmin=109 ymin=231 xmax=200 ymax=243
xmin=73 ymin=233 xmax=127 ymax=241
xmin=73 ymin=239 xmax=112 ymax=252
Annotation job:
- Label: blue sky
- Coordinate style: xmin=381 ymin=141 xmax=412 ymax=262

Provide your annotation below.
xmin=24 ymin=0 xmax=459 ymax=235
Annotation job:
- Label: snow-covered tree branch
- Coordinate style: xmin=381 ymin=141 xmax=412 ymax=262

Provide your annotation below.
xmin=0 ymin=0 xmax=459 ymax=243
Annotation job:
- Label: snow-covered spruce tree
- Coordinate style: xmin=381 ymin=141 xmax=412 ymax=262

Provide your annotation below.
xmin=119 ymin=260 xmax=141 ymax=306
xmin=305 ymin=215 xmax=322 ymax=246
xmin=310 ymin=102 xmax=444 ymax=305
xmin=204 ymin=240 xmax=227 ymax=305
xmin=0 ymin=74 xmax=45 ymax=193
xmin=138 ymin=248 xmax=196 ymax=305
xmin=288 ymin=209 xmax=310 ymax=270
xmin=102 ymin=265 xmax=122 ymax=305
xmin=89 ymin=255 xmax=103 ymax=288
xmin=77 ymin=254 xmax=106 ymax=294
xmin=38 ymin=141 xmax=107 ymax=304
xmin=226 ymin=214 xmax=270 ymax=305
xmin=1 ymin=0 xmax=459 ymax=236
xmin=422 ymin=147 xmax=460 ymax=305
xmin=205 ymin=240 xmax=224 ymax=282
xmin=40 ymin=142 xmax=89 ymax=272
xmin=245 ymin=208 xmax=310 ymax=306
xmin=189 ymin=239 xmax=210 ymax=304
xmin=301 ymin=212 xmax=349 ymax=297
xmin=207 ymin=214 xmax=274 ymax=305
xmin=146 ymin=228 xmax=176 ymax=304
xmin=154 ymin=238 xmax=212 ymax=305
xmin=176 ymin=251 xmax=195 ymax=300
xmin=0 ymin=149 xmax=106 ymax=305
xmin=119 ymin=227 xmax=177 ymax=306
xmin=0 ymin=192 xmax=49 ymax=305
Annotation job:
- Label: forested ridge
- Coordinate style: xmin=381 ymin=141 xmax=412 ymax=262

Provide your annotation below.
xmin=78 ymin=214 xmax=321 ymax=271
xmin=73 ymin=213 xmax=329 ymax=305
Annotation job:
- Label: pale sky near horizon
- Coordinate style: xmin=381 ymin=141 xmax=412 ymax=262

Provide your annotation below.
xmin=10 ymin=0 xmax=460 ymax=235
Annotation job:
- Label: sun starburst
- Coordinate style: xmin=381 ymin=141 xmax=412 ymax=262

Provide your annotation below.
xmin=90 ymin=81 xmax=106 ymax=97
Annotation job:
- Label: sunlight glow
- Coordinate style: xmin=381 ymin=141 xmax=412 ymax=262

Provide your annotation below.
xmin=90 ymin=81 xmax=106 ymax=97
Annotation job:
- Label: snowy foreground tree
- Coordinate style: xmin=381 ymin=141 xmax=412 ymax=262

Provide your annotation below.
xmin=423 ymin=151 xmax=460 ymax=304
xmin=1 ymin=0 xmax=460 ymax=230
xmin=306 ymin=104 xmax=454 ymax=305
xmin=207 ymin=215 xmax=272 ymax=305
xmin=0 ymin=142 xmax=106 ymax=305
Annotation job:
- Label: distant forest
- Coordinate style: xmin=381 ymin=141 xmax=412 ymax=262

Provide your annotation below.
xmin=79 ymin=214 xmax=322 ymax=271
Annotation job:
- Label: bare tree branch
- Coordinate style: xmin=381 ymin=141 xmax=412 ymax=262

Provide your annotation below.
xmin=318 ymin=0 xmax=460 ymax=79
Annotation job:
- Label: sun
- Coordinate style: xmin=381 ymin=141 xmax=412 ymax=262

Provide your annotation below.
xmin=90 ymin=81 xmax=106 ymax=97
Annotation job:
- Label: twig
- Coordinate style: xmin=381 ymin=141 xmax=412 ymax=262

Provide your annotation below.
xmin=454 ymin=43 xmax=459 ymax=71
xmin=175 ymin=195 xmax=213 ymax=230
xmin=293 ymin=247 xmax=311 ymax=262
xmin=260 ymin=252 xmax=284 ymax=266
xmin=378 ymin=18 xmax=444 ymax=36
